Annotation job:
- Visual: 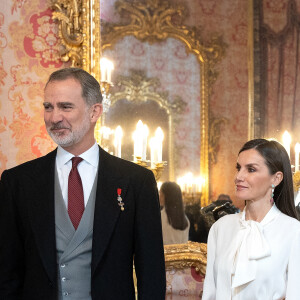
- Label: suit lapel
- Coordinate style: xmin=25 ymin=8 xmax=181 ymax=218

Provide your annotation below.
xmin=28 ymin=150 xmax=57 ymax=284
xmin=91 ymin=148 xmax=129 ymax=275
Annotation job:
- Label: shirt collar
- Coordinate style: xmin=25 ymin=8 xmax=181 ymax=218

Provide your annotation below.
xmin=56 ymin=142 xmax=99 ymax=168
xmin=241 ymin=203 xmax=280 ymax=226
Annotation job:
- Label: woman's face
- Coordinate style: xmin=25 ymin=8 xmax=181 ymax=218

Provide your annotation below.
xmin=235 ymin=149 xmax=276 ymax=203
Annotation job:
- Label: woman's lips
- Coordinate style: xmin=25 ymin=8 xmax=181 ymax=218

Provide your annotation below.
xmin=236 ymin=185 xmax=247 ymax=191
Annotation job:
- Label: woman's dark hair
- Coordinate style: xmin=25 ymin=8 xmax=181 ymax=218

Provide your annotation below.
xmin=239 ymin=138 xmax=298 ymax=219
xmin=160 ymin=181 xmax=188 ymax=230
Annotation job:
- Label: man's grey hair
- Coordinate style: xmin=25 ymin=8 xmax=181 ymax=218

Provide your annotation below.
xmin=45 ymin=68 xmax=103 ymax=106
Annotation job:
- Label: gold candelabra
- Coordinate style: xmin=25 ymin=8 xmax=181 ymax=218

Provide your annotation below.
xmin=182 ymin=192 xmax=202 ymax=206
xmin=134 ymin=156 xmax=166 ymax=181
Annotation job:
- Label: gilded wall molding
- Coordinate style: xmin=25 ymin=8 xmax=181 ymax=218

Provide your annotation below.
xmin=164 ymin=241 xmax=207 ymax=276
xmin=51 ymin=0 xmax=84 ymax=67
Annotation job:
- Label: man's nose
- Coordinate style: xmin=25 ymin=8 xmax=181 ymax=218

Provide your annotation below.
xmin=49 ymin=109 xmax=63 ymax=123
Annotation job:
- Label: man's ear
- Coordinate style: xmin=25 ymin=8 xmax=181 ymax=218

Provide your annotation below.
xmin=272 ymin=171 xmax=283 ymax=187
xmin=90 ymin=103 xmax=103 ymax=122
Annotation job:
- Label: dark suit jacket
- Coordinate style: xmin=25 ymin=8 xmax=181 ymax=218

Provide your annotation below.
xmin=0 ymin=146 xmax=166 ymax=299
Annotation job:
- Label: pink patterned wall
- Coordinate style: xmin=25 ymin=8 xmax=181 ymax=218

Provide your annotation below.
xmin=0 ymin=0 xmax=65 ymax=175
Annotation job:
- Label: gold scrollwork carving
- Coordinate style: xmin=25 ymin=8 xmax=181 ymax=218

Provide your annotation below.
xmin=164 ymin=241 xmax=207 ymax=276
xmin=293 ymin=171 xmax=300 ymax=192
xmin=51 ymin=0 xmax=84 ymax=67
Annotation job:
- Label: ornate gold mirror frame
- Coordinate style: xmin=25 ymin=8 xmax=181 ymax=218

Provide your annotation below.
xmin=51 ymin=0 xmax=226 ymax=206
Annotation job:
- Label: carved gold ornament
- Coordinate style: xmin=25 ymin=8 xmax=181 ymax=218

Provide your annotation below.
xmin=164 ymin=241 xmax=207 ymax=276
xmin=293 ymin=171 xmax=300 ymax=192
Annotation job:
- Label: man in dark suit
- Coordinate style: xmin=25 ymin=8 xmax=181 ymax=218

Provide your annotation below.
xmin=0 ymin=68 xmax=166 ymax=299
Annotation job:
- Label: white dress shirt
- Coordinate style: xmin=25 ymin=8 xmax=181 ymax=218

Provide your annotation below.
xmin=202 ymin=204 xmax=300 ymax=300
xmin=56 ymin=142 xmax=99 ymax=208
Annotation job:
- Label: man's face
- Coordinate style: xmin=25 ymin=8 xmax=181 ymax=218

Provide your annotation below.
xmin=43 ymin=78 xmax=94 ymax=152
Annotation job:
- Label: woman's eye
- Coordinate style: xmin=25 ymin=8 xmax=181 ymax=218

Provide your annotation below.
xmin=248 ymin=168 xmax=255 ymax=172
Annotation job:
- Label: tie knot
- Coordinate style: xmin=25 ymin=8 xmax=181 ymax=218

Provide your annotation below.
xmin=71 ymin=157 xmax=83 ymax=169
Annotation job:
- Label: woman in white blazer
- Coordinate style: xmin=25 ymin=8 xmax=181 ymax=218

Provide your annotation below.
xmin=203 ymin=139 xmax=300 ymax=300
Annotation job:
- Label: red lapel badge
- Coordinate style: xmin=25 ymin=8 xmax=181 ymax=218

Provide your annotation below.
xmin=117 ymin=188 xmax=124 ymax=211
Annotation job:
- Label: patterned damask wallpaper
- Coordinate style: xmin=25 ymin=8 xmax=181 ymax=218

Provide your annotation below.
xmin=0 ymin=0 xmax=291 ymax=208
xmin=0 ymin=0 xmax=65 ymax=175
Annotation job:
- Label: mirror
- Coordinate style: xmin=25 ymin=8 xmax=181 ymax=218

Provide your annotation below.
xmin=51 ymin=0 xmax=226 ymax=206
xmin=101 ymin=70 xmax=186 ymax=181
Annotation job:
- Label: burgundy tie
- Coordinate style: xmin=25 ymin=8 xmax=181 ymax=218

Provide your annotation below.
xmin=68 ymin=157 xmax=84 ymax=229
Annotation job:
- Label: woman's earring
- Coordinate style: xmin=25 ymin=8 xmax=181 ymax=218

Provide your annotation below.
xmin=271 ymin=184 xmax=275 ymax=204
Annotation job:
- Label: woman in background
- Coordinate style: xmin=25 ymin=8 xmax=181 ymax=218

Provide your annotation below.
xmin=159 ymin=181 xmax=190 ymax=245
xmin=203 ymin=139 xmax=300 ymax=300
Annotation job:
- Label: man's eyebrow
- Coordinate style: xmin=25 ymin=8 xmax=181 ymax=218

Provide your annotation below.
xmin=42 ymin=102 xmax=75 ymax=107
xmin=57 ymin=102 xmax=75 ymax=107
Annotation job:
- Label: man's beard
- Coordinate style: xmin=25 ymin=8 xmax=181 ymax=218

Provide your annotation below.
xmin=46 ymin=113 xmax=91 ymax=148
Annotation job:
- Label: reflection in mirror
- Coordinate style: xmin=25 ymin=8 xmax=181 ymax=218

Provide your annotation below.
xmin=100 ymin=70 xmax=186 ymax=181
xmin=105 ymin=98 xmax=170 ymax=179
xmin=102 ymin=36 xmax=200 ymax=182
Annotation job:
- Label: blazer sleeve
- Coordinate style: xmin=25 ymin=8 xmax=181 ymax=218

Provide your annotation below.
xmin=0 ymin=170 xmax=24 ymax=299
xmin=133 ymin=170 xmax=166 ymax=299
xmin=202 ymin=224 xmax=217 ymax=300
xmin=286 ymin=227 xmax=300 ymax=299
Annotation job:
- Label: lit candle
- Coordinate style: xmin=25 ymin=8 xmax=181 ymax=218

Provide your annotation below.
xmin=101 ymin=126 xmax=112 ymax=140
xmin=133 ymin=120 xmax=144 ymax=160
xmin=114 ymin=126 xmax=123 ymax=158
xmin=142 ymin=124 xmax=149 ymax=161
xmin=100 ymin=58 xmax=114 ymax=82
xmin=155 ymin=127 xmax=164 ymax=162
xmin=282 ymin=130 xmax=292 ymax=158
xmin=107 ymin=60 xmax=114 ymax=83
xmin=196 ymin=176 xmax=205 ymax=192
xmin=295 ymin=143 xmax=300 ymax=172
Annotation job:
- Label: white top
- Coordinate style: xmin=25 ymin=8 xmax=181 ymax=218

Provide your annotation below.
xmin=202 ymin=204 xmax=300 ymax=300
xmin=56 ymin=142 xmax=99 ymax=208
xmin=161 ymin=208 xmax=190 ymax=245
